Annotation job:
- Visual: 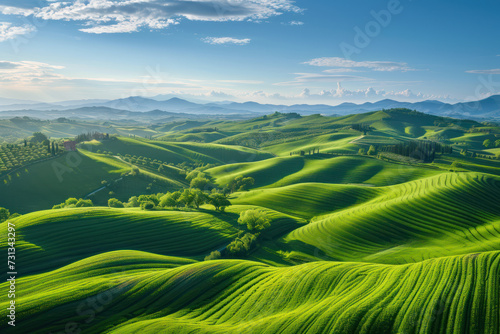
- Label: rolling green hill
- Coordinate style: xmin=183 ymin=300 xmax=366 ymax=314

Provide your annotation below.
xmin=0 ymin=206 xmax=303 ymax=274
xmin=207 ymin=155 xmax=443 ymax=189
xmin=84 ymin=136 xmax=274 ymax=164
xmin=284 ymin=173 xmax=500 ymax=264
xmin=1 ymin=251 xmax=498 ymax=334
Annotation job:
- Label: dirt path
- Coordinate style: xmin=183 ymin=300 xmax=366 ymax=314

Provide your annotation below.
xmin=348 ymin=135 xmax=365 ymax=144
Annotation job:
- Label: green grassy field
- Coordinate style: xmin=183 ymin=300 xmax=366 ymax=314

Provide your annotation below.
xmin=1 ymin=109 xmax=499 ymax=333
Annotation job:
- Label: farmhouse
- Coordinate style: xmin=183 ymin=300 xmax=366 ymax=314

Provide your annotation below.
xmin=63 ymin=140 xmax=77 ymax=151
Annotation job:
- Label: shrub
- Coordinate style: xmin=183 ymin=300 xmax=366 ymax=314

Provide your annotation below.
xmin=75 ymin=199 xmax=93 ymax=207
xmin=226 ymin=233 xmax=257 ymax=257
xmin=204 ymin=251 xmax=221 ymax=261
xmin=141 ymin=201 xmax=155 ymax=210
xmin=108 ymin=198 xmax=124 ymax=208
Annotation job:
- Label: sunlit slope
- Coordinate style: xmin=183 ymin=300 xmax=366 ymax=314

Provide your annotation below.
xmin=84 ymin=136 xmax=273 ymax=164
xmin=232 ymin=183 xmax=382 ymax=219
xmin=0 ymin=206 xmax=302 ymax=274
xmin=1 ymin=251 xmax=498 ymax=334
xmin=207 ymin=155 xmax=443 ymax=188
xmin=286 ymin=173 xmax=500 ymax=264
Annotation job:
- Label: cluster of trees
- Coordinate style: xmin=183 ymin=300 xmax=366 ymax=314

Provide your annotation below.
xmin=189 ymin=127 xmax=219 ymax=133
xmin=74 ymin=132 xmax=110 ymax=143
xmin=52 ymin=198 xmax=93 ymax=209
xmin=290 ymin=148 xmax=321 ymax=156
xmin=379 ymin=140 xmax=453 ymax=163
xmin=483 ymin=139 xmax=500 ymax=148
xmin=120 ymin=190 xmax=231 ymax=212
xmin=358 ymin=145 xmax=377 ymax=156
xmin=351 ymin=124 xmax=373 ymax=135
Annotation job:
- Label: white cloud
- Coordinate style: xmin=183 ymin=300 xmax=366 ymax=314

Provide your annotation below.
xmin=202 ymin=37 xmax=251 ymax=45
xmin=0 ymin=61 xmax=65 ymax=83
xmin=1 ymin=0 xmax=302 ymax=34
xmin=466 ymin=69 xmax=500 ymax=74
xmin=0 ymin=22 xmax=36 ymax=42
xmin=305 ymin=57 xmax=416 ymax=72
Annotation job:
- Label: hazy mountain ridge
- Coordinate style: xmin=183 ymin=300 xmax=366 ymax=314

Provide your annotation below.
xmin=1 ymin=95 xmax=499 ymax=121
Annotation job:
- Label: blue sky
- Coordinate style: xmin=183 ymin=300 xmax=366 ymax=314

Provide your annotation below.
xmin=0 ymin=0 xmax=499 ymax=105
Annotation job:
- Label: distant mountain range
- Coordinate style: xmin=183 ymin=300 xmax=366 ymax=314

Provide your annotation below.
xmin=1 ymin=95 xmax=499 ymax=121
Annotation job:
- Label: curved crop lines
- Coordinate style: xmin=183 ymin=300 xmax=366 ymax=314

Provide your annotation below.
xmin=287 ymin=173 xmax=500 ymax=263
xmin=1 ymin=251 xmax=497 ymax=334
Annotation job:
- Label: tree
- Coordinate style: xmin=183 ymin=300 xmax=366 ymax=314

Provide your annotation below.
xmin=483 ymin=139 xmax=491 ymax=148
xmin=179 ymin=189 xmax=195 ymax=207
xmin=226 ymin=233 xmax=257 ymax=257
xmin=186 ymin=170 xmax=204 ymax=181
xmin=0 ymin=207 xmax=10 ymax=222
xmin=127 ymin=196 xmax=140 ymax=207
xmin=209 ymin=193 xmax=231 ymax=212
xmin=204 ymin=251 xmax=221 ymax=261
xmin=158 ymin=165 xmax=165 ymax=173
xmin=227 ymin=175 xmax=255 ymax=193
xmin=190 ymin=176 xmax=212 ymax=190
xmin=31 ymin=132 xmax=48 ymax=143
xmin=159 ymin=193 xmax=176 ymax=208
xmin=358 ymin=148 xmax=366 ymax=155
xmin=65 ymin=198 xmax=78 ymax=206
xmin=367 ymin=145 xmax=377 ymax=155
xmin=75 ymin=199 xmax=93 ymax=207
xmin=495 ymin=139 xmax=500 ymax=148
xmin=238 ymin=209 xmax=270 ymax=231
xmin=108 ymin=198 xmax=124 ymax=208
xmin=191 ymin=189 xmax=207 ymax=209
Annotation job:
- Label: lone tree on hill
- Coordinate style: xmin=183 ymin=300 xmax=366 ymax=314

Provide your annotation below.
xmin=209 ymin=193 xmax=231 ymax=212
xmin=237 ymin=209 xmax=270 ymax=231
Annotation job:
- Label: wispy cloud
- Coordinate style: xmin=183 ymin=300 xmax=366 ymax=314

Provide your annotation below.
xmin=202 ymin=37 xmax=251 ymax=45
xmin=275 ymin=73 xmax=373 ymax=86
xmin=304 ymin=57 xmax=416 ymax=72
xmin=283 ymin=21 xmax=304 ymax=26
xmin=0 ymin=22 xmax=36 ymax=42
xmin=0 ymin=0 xmax=302 ymax=34
xmin=217 ymin=79 xmax=264 ymax=84
xmin=466 ymin=69 xmax=500 ymax=74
